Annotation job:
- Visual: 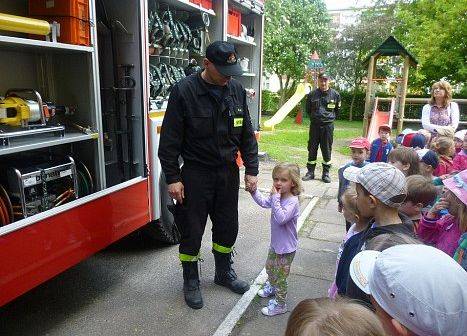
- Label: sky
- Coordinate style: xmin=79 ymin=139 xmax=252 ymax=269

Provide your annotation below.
xmin=324 ymin=0 xmax=375 ymax=10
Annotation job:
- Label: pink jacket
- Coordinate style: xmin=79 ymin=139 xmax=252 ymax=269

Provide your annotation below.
xmin=417 ymin=214 xmax=461 ymax=257
xmin=433 ymin=155 xmax=455 ymax=177
xmin=453 ymin=150 xmax=467 ymax=171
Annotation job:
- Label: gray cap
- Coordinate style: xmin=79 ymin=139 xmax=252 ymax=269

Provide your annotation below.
xmin=343 ymin=162 xmax=407 ymax=207
xmin=350 ymin=244 xmax=467 ymax=336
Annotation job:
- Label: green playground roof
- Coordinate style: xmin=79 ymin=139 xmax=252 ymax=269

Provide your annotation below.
xmin=363 ymin=36 xmax=418 ymax=66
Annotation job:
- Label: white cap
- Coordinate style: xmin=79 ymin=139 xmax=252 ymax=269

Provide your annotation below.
xmin=350 ymin=244 xmax=467 ymax=336
xmin=455 ymin=129 xmax=466 ymax=140
xmin=416 ymin=148 xmax=429 ymax=160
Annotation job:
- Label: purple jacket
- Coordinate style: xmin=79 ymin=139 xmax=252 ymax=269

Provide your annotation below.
xmin=251 ymin=190 xmax=299 ymax=254
xmin=417 ymin=214 xmax=461 ymax=257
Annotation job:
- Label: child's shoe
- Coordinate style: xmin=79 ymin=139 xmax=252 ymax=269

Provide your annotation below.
xmin=258 ymin=281 xmax=275 ymax=298
xmin=261 ymin=299 xmax=287 ymax=316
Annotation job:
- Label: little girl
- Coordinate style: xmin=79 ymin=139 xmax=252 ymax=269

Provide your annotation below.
xmin=432 ymin=136 xmax=455 ymax=176
xmin=417 ymin=170 xmax=467 ymax=257
xmin=328 ymin=188 xmax=369 ymax=299
xmin=251 ymin=163 xmax=301 ymax=316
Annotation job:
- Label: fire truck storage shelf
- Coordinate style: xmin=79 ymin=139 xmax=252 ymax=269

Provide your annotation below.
xmin=0 ymin=0 xmax=264 ymax=307
xmin=0 ymin=34 xmax=94 ymax=53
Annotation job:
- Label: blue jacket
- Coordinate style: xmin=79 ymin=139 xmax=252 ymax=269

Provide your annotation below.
xmin=369 ymin=138 xmax=393 ymax=163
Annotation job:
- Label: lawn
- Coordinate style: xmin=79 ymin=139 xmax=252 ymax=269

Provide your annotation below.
xmin=258 ymin=117 xmax=363 ymax=166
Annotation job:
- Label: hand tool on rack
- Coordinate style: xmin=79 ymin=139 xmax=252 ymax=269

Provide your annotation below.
xmin=0 ymin=89 xmax=66 ymax=145
xmin=0 ymin=89 xmax=48 ymax=127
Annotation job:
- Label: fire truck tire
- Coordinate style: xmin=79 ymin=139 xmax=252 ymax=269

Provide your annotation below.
xmin=143 ymin=173 xmax=180 ymax=245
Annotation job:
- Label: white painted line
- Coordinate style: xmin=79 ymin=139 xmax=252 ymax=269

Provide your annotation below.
xmin=212 ymin=196 xmax=319 ymax=336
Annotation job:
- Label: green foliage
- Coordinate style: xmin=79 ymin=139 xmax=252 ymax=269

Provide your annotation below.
xmin=325 ymin=5 xmax=398 ymax=92
xmin=264 ymin=0 xmax=331 ymax=103
xmin=337 ymin=91 xmax=366 ymax=121
xmin=394 ymin=0 xmax=467 ymax=91
xmin=261 ymin=90 xmax=280 ymax=116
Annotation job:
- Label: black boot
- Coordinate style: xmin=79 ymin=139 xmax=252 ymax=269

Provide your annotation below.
xmin=322 ymin=164 xmax=331 ymax=183
xmin=302 ymin=164 xmax=316 ymax=181
xmin=182 ymin=261 xmax=203 ymax=309
xmin=213 ymin=250 xmax=250 ymax=294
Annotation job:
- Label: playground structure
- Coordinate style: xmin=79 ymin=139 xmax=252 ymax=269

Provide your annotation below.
xmin=262 ymin=51 xmax=323 ymax=131
xmin=263 ymin=36 xmax=465 ymax=134
xmin=362 ymin=36 xmax=418 ymax=137
xmin=263 ymin=83 xmax=310 ymax=130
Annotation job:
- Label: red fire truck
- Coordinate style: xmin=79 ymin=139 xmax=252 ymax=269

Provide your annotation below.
xmin=0 ymin=0 xmax=264 ymax=306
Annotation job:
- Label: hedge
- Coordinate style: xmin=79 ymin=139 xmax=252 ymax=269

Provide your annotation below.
xmin=262 ymin=89 xmax=466 ymax=122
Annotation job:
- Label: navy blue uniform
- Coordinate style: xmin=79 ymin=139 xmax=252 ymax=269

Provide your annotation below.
xmin=158 ymin=72 xmax=258 ymax=258
xmin=306 ymin=88 xmax=341 ymax=170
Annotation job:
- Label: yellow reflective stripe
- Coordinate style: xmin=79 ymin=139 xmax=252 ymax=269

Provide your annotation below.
xmin=307 ymin=160 xmax=317 ymax=165
xmin=179 ymin=253 xmax=199 ymax=262
xmin=212 ymin=243 xmax=233 ymax=254
xmin=234 ymin=118 xmax=243 ymax=127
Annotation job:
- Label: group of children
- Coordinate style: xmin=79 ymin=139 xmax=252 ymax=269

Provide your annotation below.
xmin=248 ymin=123 xmax=467 ymax=335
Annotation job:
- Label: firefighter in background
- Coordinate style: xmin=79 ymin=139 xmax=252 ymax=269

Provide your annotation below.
xmin=158 ymin=41 xmax=259 ymax=309
xmin=302 ymin=72 xmax=341 ymax=183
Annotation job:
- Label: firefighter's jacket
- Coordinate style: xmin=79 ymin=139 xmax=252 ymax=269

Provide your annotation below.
xmin=158 ymin=72 xmax=259 ymax=184
xmin=306 ymin=88 xmax=341 ymax=124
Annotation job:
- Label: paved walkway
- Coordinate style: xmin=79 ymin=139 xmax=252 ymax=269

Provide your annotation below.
xmin=231 ymin=162 xmax=345 ymax=335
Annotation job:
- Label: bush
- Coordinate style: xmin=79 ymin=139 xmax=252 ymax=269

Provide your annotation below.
xmin=261 ymin=90 xmax=280 ymax=116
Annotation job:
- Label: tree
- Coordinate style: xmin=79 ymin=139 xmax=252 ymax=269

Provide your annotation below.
xmin=394 ymin=0 xmax=467 ymax=92
xmin=263 ymin=0 xmax=331 ymax=106
xmin=325 ymin=5 xmax=398 ymax=120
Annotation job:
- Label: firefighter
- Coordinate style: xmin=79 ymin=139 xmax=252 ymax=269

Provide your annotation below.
xmin=158 ymin=41 xmax=259 ymax=309
xmin=302 ymin=72 xmax=341 ymax=183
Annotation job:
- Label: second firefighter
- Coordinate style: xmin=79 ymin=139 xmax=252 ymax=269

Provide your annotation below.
xmin=303 ymin=72 xmax=341 ymax=183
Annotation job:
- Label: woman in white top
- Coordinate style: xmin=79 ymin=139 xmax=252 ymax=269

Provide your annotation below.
xmin=421 ymin=80 xmax=459 ymax=132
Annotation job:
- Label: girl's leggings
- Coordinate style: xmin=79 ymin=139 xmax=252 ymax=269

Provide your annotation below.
xmin=265 ymin=248 xmax=296 ymax=305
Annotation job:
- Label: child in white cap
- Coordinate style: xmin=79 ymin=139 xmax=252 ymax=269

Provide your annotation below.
xmin=350 ymin=244 xmax=467 ymax=336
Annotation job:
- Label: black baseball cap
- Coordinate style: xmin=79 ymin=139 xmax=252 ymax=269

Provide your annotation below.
xmin=206 ymin=41 xmax=243 ymax=77
xmin=318 ymin=72 xmax=330 ymax=80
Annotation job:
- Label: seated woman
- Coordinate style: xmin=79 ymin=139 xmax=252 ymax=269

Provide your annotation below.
xmin=421 ymin=80 xmax=459 ymax=133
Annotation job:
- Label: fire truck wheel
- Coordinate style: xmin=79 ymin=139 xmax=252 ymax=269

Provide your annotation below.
xmin=143 ymin=173 xmax=180 ymax=245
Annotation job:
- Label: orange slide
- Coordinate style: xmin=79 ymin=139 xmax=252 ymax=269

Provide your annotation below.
xmin=366 ymin=97 xmax=395 ymax=143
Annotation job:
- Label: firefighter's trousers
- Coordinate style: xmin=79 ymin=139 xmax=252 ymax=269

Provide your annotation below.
xmin=307 ymin=122 xmax=334 ymax=169
xmin=175 ymin=163 xmax=240 ymax=261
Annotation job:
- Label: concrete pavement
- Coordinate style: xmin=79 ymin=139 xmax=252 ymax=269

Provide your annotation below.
xmin=0 ymin=161 xmax=345 ymax=336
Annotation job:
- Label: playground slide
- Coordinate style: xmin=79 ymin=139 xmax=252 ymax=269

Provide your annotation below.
xmin=367 ymin=97 xmax=395 ymax=143
xmin=263 ymin=83 xmax=311 ymax=130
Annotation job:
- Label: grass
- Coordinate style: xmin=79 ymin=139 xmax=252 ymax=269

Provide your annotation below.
xmin=259 ymin=117 xmax=363 ymax=166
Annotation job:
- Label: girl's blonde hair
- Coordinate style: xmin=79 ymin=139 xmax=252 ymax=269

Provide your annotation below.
xmin=429 ymin=80 xmax=452 ymax=108
xmin=272 ymin=163 xmax=302 ymax=196
xmin=432 ymin=136 xmax=454 ymax=156
xmin=285 ymin=298 xmax=385 ymax=336
xmin=448 ymin=190 xmax=467 ymax=233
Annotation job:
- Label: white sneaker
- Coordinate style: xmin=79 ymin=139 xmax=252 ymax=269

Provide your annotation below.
xmin=261 ymin=299 xmax=287 ymax=316
xmin=258 ymin=281 xmax=275 ymax=298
